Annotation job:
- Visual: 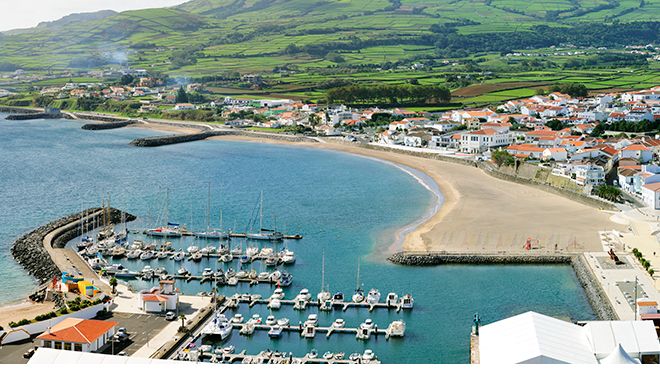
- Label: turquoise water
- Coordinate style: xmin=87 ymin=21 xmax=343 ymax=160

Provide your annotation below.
xmin=0 ymin=115 xmax=595 ymax=363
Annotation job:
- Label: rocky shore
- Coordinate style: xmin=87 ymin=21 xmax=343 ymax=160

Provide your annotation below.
xmin=11 ymin=208 xmax=135 ymax=292
xmin=389 ymin=252 xmax=618 ymax=320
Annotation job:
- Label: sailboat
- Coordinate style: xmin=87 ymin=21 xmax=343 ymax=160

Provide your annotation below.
xmin=195 ymin=184 xmax=229 ymax=240
xmin=146 ymin=189 xmax=182 ymax=237
xmin=317 ymin=251 xmax=331 ymax=303
xmin=246 ymin=191 xmax=283 ymax=241
xmin=352 ymin=258 xmax=365 ymax=303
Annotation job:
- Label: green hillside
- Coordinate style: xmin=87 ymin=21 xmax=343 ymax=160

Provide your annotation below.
xmin=0 ymin=0 xmax=658 ymax=105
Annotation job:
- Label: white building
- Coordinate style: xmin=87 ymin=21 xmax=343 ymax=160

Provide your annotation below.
xmin=137 ymin=280 xmax=179 ymax=313
xmin=641 ymin=183 xmax=660 ymax=209
xmin=460 ymin=128 xmax=512 ymax=154
xmin=37 ymin=318 xmax=117 ymax=353
xmin=574 ymin=165 xmax=605 ymax=186
xmin=478 ymin=311 xmax=660 ymax=364
xmin=620 ymin=144 xmax=653 ymax=163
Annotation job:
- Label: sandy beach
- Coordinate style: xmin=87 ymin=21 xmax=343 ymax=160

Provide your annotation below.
xmin=0 ymin=300 xmax=55 ymax=328
xmin=208 ymin=134 xmax=622 ymax=254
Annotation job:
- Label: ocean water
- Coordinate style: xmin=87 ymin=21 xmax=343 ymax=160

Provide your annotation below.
xmin=0 ymin=115 xmax=595 ymax=363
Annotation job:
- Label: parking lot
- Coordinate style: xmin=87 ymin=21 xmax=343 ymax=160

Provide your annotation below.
xmin=100 ymin=312 xmax=170 ymax=356
xmin=0 ymin=338 xmax=37 ymax=364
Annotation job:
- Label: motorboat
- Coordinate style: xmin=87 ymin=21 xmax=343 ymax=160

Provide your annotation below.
xmin=323 ymin=352 xmax=333 ymax=360
xmin=220 ymin=253 xmax=232 ymax=263
xmin=304 ymin=314 xmax=318 ymax=327
xmin=231 ymin=314 xmax=244 ymax=324
xmin=332 ymin=292 xmax=344 ymax=306
xmin=270 ymin=288 xmax=285 ymax=300
xmin=334 ymin=353 xmax=345 ymax=360
xmin=201 ymin=313 xmax=232 ymax=341
xmin=352 ymin=288 xmax=365 ymax=303
xmin=156 ymin=251 xmax=168 ymax=259
xmin=187 ymin=245 xmax=200 ymax=254
xmin=172 ymin=250 xmax=185 ymax=261
xmin=385 ymin=292 xmax=398 ymax=307
xmin=250 ymin=314 xmax=262 ymax=324
xmin=202 ymin=268 xmax=214 ymax=278
xmin=141 ymin=266 xmax=154 ymax=279
xmin=139 ymin=250 xmax=155 ymax=260
xmin=296 ymin=288 xmax=311 ymax=302
xmin=269 ymin=270 xmax=282 ymax=282
xmin=115 ymin=270 xmax=138 ymax=279
xmin=266 ymin=315 xmax=277 ymax=326
xmin=190 ymin=252 xmax=203 ymax=262
xmin=317 ymin=290 xmax=331 ymax=303
xmin=268 ymin=325 xmax=283 ymax=338
xmin=308 ymin=349 xmax=318 ymax=359
xmin=104 ymin=263 xmax=126 ymax=275
xmin=236 ymin=270 xmax=248 ymax=279
xmin=301 ymin=324 xmax=315 ymax=338
xmin=386 ymin=320 xmax=406 ymax=337
xmin=265 ymin=255 xmax=278 ymax=267
xmin=146 ymin=227 xmax=182 ymax=238
xmin=245 ymin=246 xmax=259 ymax=257
xmin=332 ymin=318 xmax=345 ymax=328
xmin=258 ymin=271 xmax=270 ymax=280
xmin=213 ymin=269 xmax=224 ymax=279
xmin=222 ymin=345 xmax=235 ymax=354
xmin=226 ymin=277 xmax=238 ymax=286
xmin=110 ymin=246 xmax=126 ymax=257
xmin=248 ymin=270 xmax=258 ymax=280
xmin=360 ymin=318 xmax=375 ymax=331
xmin=218 ymin=245 xmax=230 ymax=255
xmin=276 ymin=318 xmax=289 ymax=327
xmin=401 ymin=294 xmax=414 ymax=309
xmin=278 ymin=271 xmax=292 ymax=287
xmin=177 ymin=267 xmax=189 ymax=276
xmin=155 ymin=267 xmax=167 ymax=275
xmin=280 ymin=250 xmax=295 ymax=264
xmin=239 ymin=254 xmax=250 ymax=264
xmin=126 ymin=250 xmax=142 ymax=259
xmin=259 ymin=248 xmax=274 ymax=257
xmin=267 ymin=299 xmax=281 ymax=309
xmin=349 ymin=353 xmax=361 ymax=362
xmin=366 ymin=289 xmax=381 ymax=305
xmin=231 ymin=246 xmax=242 ymax=255
xmin=225 ymin=268 xmax=236 ymax=278
xmin=130 ymin=240 xmax=144 ymax=250
xmin=362 ymin=349 xmax=376 ymax=361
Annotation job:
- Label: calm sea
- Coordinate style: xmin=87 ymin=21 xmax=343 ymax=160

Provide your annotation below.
xmin=0 ymin=115 xmax=595 ymax=362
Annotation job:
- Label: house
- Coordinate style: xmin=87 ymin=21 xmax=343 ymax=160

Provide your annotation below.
xmin=620 ymin=144 xmax=653 ymax=163
xmin=173 ymin=103 xmax=195 ymax=111
xmin=641 ymin=182 xmax=660 ymax=209
xmin=506 ymin=144 xmax=545 ymax=159
xmin=460 ymin=128 xmax=512 ymax=154
xmin=542 ymin=148 xmax=568 ymax=162
xmin=477 ymin=311 xmax=660 ymax=364
xmin=37 ymin=318 xmax=117 ymax=353
xmin=137 ymin=280 xmax=179 ymax=313
xmin=573 ymin=165 xmax=605 ymax=186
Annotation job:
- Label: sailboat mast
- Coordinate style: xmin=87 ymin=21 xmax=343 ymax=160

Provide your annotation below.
xmin=207 ymin=182 xmax=211 ymax=231
xmin=164 ymin=188 xmax=169 ymax=226
xmin=321 ymin=250 xmax=325 ymax=292
xmin=356 ymin=258 xmax=360 ymax=290
xmin=259 ymin=190 xmax=264 ymax=232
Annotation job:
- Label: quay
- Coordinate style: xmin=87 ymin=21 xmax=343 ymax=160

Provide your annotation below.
xmin=129 ymin=228 xmax=303 ymax=239
xmin=226 ymin=294 xmax=407 ymax=312
xmin=136 ymin=273 xmax=283 ymax=286
xmin=232 ymin=322 xmax=392 ymax=339
xmin=194 ymin=350 xmax=380 ymax=364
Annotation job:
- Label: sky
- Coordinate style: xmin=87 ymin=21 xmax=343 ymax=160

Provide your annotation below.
xmin=0 ymin=0 xmax=190 ymax=32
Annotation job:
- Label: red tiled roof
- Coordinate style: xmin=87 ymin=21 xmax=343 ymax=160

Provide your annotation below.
xmin=622 ymin=144 xmax=651 ymax=151
xmin=37 ymin=318 xmax=116 ymax=344
xmin=643 ymin=183 xmax=660 ymax=192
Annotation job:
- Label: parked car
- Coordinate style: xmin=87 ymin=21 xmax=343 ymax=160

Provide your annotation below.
xmin=117 ymin=351 xmax=128 ymax=356
xmin=117 ymin=327 xmax=127 ymax=334
xmin=114 ymin=332 xmax=128 ymax=342
xmin=165 ymin=311 xmax=176 ymax=321
xmin=23 ymin=348 xmax=35 ymax=359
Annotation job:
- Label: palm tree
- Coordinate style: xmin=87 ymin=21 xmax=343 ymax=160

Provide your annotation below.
xmin=594 ymin=185 xmax=622 ymax=203
xmin=179 ymin=314 xmax=186 ymax=331
xmin=109 ymin=277 xmax=117 ymax=294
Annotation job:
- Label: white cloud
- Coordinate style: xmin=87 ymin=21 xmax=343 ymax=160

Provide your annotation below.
xmin=0 ymin=0 xmax=191 ymax=32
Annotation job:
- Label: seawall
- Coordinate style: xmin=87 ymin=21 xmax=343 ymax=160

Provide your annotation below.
xmin=81 ymin=120 xmax=134 ymax=130
xmin=130 ymin=131 xmax=218 ymax=147
xmin=0 ymin=106 xmax=42 ymax=114
xmin=5 ymin=112 xmax=62 ymax=120
xmin=11 ymin=208 xmax=135 ymax=290
xmin=389 ymin=252 xmax=618 ymax=320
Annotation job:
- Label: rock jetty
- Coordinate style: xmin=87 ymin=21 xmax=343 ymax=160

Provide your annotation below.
xmin=130 ymin=131 xmax=218 ymax=147
xmin=81 ymin=120 xmax=134 ymax=130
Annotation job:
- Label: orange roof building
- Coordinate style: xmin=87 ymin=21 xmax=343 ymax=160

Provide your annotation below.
xmin=37 ymin=318 xmax=117 ymax=352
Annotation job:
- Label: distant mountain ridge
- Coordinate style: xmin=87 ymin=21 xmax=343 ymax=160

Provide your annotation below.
xmin=2 ymin=10 xmax=118 ymax=35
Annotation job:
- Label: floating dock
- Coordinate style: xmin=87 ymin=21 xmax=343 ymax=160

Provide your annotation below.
xmin=232 ymin=322 xmax=396 ymax=340
xmin=188 ymin=350 xmax=380 ymax=364
xmin=227 ymin=295 xmax=408 ymax=312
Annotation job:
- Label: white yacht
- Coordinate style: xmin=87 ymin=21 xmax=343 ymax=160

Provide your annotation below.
xmin=177 ymin=266 xmax=189 ymax=276
xmin=172 ymin=250 xmax=185 ymax=261
xmin=265 ymin=315 xmax=277 ymax=326
xmin=201 ymin=313 xmax=232 ymax=341
xmin=246 ymin=192 xmax=284 ymax=241
xmin=139 ymin=250 xmax=154 ymax=260
xmin=280 ymin=250 xmax=295 ymax=264
xmin=187 ymin=245 xmax=200 ymax=254
xmin=385 ymin=292 xmax=398 ymax=307
xmin=202 ymin=268 xmax=214 ymax=278
xmin=276 ymin=318 xmax=289 ymax=327
xmin=271 ymin=288 xmax=285 ymax=300
xmin=245 ymin=246 xmax=259 ymax=257
xmin=360 ymin=318 xmax=375 ymax=331
xmin=195 ymin=230 xmax=229 ymax=240
xmin=231 ymin=314 xmax=244 ymax=324
xmin=304 ymin=314 xmax=318 ymax=327
xmin=352 ymin=288 xmax=365 ymax=303
xmin=386 ymin=320 xmax=406 ymax=337
xmin=362 ymin=350 xmax=376 ymax=361
xmin=268 ymin=325 xmax=283 ymax=338
xmin=145 ymin=227 xmax=182 ymax=238
xmin=332 ymin=318 xmax=345 ymax=328
xmin=296 ymin=288 xmax=311 ymax=302
xmin=401 ymin=294 xmax=414 ymax=309
xmin=366 ymin=289 xmax=381 ymax=305
xmin=267 ymin=299 xmax=281 ymax=309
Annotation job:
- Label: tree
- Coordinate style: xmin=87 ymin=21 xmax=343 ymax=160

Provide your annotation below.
xmin=33 ymin=95 xmax=54 ymax=108
xmin=179 ymin=314 xmax=186 ymax=331
xmin=492 ymin=150 xmax=515 ymax=167
xmin=593 ymin=185 xmax=623 ymax=203
xmin=109 ymin=277 xmax=117 ymax=294
xmin=175 ymin=86 xmax=188 ymax=103
xmin=120 ymin=74 xmax=134 ymax=85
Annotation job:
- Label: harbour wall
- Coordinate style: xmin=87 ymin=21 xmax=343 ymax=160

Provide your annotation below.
xmin=0 ymin=106 xmax=42 ymax=114
xmin=5 ymin=112 xmax=62 ymax=120
xmin=389 ymin=252 xmax=618 ymax=320
xmin=130 ymin=131 xmax=218 ymax=147
xmin=11 ymin=208 xmax=135 ymax=288
xmin=81 ymin=120 xmax=134 ymax=130
xmin=361 ymin=144 xmax=617 ymax=211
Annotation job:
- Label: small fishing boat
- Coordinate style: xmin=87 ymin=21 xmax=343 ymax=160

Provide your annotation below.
xmin=332 ymin=292 xmax=344 ymax=306
xmin=140 ymin=250 xmax=155 ymax=260
xmin=202 ymin=268 xmax=214 ymax=279
xmin=265 ymin=315 xmax=277 ymax=326
xmin=362 ymin=349 xmax=376 ymax=361
xmin=278 ymin=271 xmax=293 ymax=286
xmin=177 ymin=267 xmax=189 ymax=276
xmin=296 ymin=289 xmax=311 ymax=302
xmin=304 ymin=314 xmax=318 ymax=327
xmin=385 ymin=292 xmax=398 ymax=307
xmin=231 ymin=314 xmax=244 ymax=324
xmin=401 ymin=294 xmax=414 ymax=309
xmin=323 ymin=352 xmax=333 ymax=360
xmin=276 ymin=318 xmax=289 ymax=327
xmin=332 ymin=318 xmax=345 ymax=328
xmin=267 ymin=299 xmax=281 ymax=309
xmin=270 ymin=288 xmax=285 ymax=300
xmin=366 ymin=289 xmax=381 ymax=305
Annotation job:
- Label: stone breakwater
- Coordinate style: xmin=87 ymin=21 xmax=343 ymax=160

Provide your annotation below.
xmin=11 ymin=208 xmax=135 ymax=286
xmin=130 ymin=131 xmax=218 ymax=147
xmin=81 ymin=120 xmax=134 ymax=130
xmin=6 ymin=112 xmax=62 ymax=120
xmin=389 ymin=252 xmax=618 ymax=320
xmin=0 ymin=106 xmax=42 ymax=114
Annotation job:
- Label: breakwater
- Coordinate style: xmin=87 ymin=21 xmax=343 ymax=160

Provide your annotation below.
xmin=388 ymin=252 xmax=618 ymax=320
xmin=81 ymin=120 xmax=134 ymax=130
xmin=5 ymin=112 xmax=62 ymax=120
xmin=11 ymin=207 xmax=135 ymax=286
xmin=130 ymin=131 xmax=219 ymax=147
xmin=0 ymin=106 xmax=41 ymax=114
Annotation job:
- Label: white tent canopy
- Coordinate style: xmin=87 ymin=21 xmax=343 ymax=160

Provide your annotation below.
xmin=583 ymin=320 xmax=660 ymax=359
xmin=600 ymin=344 xmax=641 ymax=364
